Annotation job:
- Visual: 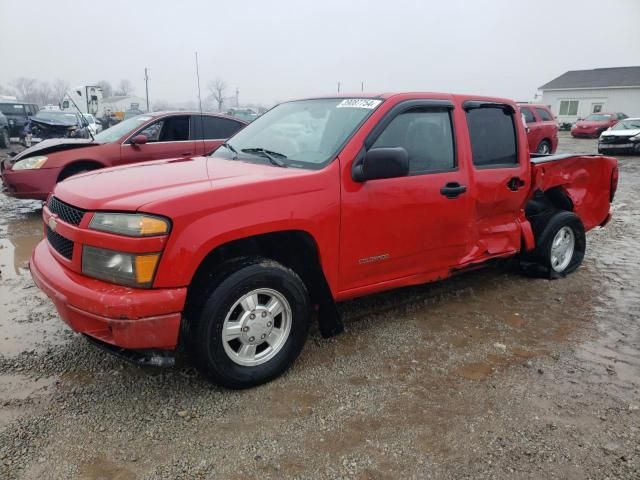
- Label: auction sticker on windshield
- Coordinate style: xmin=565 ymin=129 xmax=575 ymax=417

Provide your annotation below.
xmin=337 ymin=99 xmax=382 ymax=109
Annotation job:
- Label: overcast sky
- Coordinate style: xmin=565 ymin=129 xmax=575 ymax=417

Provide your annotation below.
xmin=1 ymin=0 xmax=639 ymax=107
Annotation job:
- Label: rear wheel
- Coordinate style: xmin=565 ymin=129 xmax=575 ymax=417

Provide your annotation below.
xmin=536 ymin=140 xmax=551 ymax=154
xmin=520 ymin=211 xmax=585 ymax=279
xmin=0 ymin=128 xmax=9 ymax=148
xmin=186 ymin=258 xmax=311 ymax=389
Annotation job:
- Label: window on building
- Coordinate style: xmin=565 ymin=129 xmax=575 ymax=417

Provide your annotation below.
xmin=466 ymin=107 xmax=518 ymax=168
xmin=592 ymin=104 xmax=603 ymax=113
xmin=559 ymin=100 xmax=579 ymax=116
xmin=371 ymin=108 xmax=455 ymax=174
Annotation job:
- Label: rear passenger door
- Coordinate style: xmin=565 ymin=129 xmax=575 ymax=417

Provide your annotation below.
xmin=464 ymin=103 xmax=529 ymax=259
xmin=119 ymin=115 xmax=196 ymax=165
xmin=191 ymin=115 xmax=245 ymax=155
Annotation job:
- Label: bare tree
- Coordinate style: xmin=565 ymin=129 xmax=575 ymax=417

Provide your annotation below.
xmin=207 ymin=78 xmax=227 ymax=111
xmin=96 ymin=80 xmax=113 ymax=98
xmin=115 ymin=79 xmax=134 ymax=96
xmin=52 ymin=79 xmax=69 ymax=105
xmin=35 ymin=81 xmax=54 ymax=106
xmin=12 ymin=77 xmax=38 ymax=103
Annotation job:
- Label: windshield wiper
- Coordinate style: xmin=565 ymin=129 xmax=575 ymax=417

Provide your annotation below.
xmin=241 ymin=148 xmax=288 ymax=167
xmin=220 ymin=142 xmax=238 ymax=159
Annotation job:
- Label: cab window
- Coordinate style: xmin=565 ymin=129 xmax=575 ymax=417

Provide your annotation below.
xmin=466 ymin=107 xmax=518 ymax=167
xmin=371 ymin=108 xmax=455 ymax=174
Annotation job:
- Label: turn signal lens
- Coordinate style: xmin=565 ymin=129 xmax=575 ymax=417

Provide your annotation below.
xmin=139 ymin=216 xmax=169 ymax=236
xmin=135 ymin=254 xmax=160 ymax=285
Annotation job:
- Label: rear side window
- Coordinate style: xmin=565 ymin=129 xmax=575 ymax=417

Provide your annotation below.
xmin=520 ymin=107 xmax=535 ymax=123
xmin=192 ymin=115 xmax=244 ymax=140
xmin=535 ymin=107 xmax=553 ymax=121
xmin=137 ymin=116 xmax=190 ymax=142
xmin=371 ymin=108 xmax=455 ymax=174
xmin=466 ymin=107 xmax=518 ymax=167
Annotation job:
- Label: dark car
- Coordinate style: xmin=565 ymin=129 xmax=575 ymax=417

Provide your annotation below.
xmin=30 ymin=110 xmax=90 ymax=141
xmin=0 ymin=102 xmax=39 ymax=139
xmin=518 ymin=103 xmax=559 ymax=154
xmin=1 ymin=111 xmax=246 ymax=200
xmin=0 ymin=112 xmax=9 ymax=148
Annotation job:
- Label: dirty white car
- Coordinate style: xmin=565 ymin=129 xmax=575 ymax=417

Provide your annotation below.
xmin=598 ymin=117 xmax=640 ymax=155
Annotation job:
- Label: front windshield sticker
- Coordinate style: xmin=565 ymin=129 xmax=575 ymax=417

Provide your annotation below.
xmin=137 ymin=116 xmax=152 ymax=121
xmin=336 ymin=99 xmax=382 ymax=109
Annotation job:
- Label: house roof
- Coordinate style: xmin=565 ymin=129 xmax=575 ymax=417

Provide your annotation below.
xmin=540 ymin=66 xmax=640 ymax=90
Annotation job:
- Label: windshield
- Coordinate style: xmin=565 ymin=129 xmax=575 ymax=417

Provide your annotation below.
xmin=216 ymin=98 xmax=382 ymax=168
xmin=94 ymin=115 xmax=153 ymax=143
xmin=584 ymin=114 xmax=612 ymax=122
xmin=34 ymin=111 xmax=78 ymax=124
xmin=611 ymin=119 xmax=640 ymax=130
xmin=0 ymin=104 xmax=25 ymax=114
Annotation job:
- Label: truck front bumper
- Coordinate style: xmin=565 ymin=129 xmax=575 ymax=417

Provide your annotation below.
xmin=30 ymin=240 xmax=186 ymax=350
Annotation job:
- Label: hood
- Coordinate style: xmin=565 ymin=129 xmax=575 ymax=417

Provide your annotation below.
xmin=11 ymin=138 xmax=96 ymax=161
xmin=600 ymin=128 xmax=640 ymax=137
xmin=53 ymin=156 xmax=309 ymax=212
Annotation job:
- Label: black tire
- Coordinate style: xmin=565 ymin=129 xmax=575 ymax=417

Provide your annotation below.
xmin=520 ymin=211 xmax=586 ymax=279
xmin=185 ymin=257 xmax=311 ymax=389
xmin=0 ymin=129 xmax=9 ymax=149
xmin=536 ymin=140 xmax=551 ymax=154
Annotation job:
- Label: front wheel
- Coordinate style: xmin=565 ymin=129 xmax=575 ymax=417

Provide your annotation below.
xmin=186 ymin=258 xmax=311 ymax=389
xmin=520 ymin=211 xmax=586 ymax=279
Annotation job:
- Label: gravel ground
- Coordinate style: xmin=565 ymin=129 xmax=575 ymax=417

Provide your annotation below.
xmin=0 ymin=133 xmax=638 ymax=479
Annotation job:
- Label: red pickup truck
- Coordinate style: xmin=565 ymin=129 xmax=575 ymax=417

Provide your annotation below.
xmin=30 ymin=93 xmax=617 ymax=388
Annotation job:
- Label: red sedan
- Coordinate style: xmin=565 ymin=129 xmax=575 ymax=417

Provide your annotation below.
xmin=571 ymin=112 xmax=627 ymax=138
xmin=1 ymin=112 xmax=246 ymax=200
xmin=518 ymin=103 xmax=558 ymax=154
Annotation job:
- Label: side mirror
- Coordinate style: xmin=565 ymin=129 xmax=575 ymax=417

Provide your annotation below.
xmin=352 ymin=147 xmax=409 ymax=182
xmin=130 ymin=134 xmax=148 ymax=145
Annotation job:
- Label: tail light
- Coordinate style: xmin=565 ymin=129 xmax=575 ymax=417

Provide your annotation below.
xmin=610 ymin=165 xmax=619 ymax=202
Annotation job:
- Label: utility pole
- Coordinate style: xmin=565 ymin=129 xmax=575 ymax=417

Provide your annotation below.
xmin=144 ymin=67 xmax=150 ymax=112
xmin=236 ymin=88 xmax=239 ymax=107
xmin=337 ymin=81 xmax=341 ymax=94
xmin=361 ymin=81 xmax=364 ymax=92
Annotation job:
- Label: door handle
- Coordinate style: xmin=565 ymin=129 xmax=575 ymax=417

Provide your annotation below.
xmin=181 ymin=151 xmax=193 ymax=156
xmin=507 ymin=177 xmax=526 ymax=191
xmin=440 ymin=182 xmax=467 ymax=199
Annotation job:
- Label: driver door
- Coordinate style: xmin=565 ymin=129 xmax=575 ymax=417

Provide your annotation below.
xmin=119 ymin=115 xmax=195 ymax=166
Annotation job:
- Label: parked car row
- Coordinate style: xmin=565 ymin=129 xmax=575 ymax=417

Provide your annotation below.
xmin=571 ymin=112 xmax=628 ymax=139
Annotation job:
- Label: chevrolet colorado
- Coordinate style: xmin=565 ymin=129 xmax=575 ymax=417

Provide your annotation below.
xmin=30 ymin=93 xmax=618 ymax=388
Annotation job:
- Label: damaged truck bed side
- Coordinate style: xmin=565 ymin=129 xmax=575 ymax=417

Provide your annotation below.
xmin=30 ymin=92 xmax=618 ymax=388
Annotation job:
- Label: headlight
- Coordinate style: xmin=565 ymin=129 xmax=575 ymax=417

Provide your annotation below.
xmin=82 ymin=246 xmax=160 ymax=288
xmin=12 ymin=156 xmax=48 ymax=170
xmin=631 ymin=134 xmax=640 ymax=142
xmin=89 ymin=213 xmax=170 ymax=237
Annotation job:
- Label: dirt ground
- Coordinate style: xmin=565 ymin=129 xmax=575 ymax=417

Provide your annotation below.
xmin=0 ymin=133 xmax=638 ymax=479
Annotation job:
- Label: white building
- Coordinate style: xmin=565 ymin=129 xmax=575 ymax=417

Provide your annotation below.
xmin=540 ymin=66 xmax=640 ymax=126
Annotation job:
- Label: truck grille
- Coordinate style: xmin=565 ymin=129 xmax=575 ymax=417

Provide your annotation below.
xmin=600 ymin=136 xmax=632 ymax=144
xmin=46 ymin=225 xmax=74 ymax=260
xmin=48 ymin=196 xmax=86 ymax=226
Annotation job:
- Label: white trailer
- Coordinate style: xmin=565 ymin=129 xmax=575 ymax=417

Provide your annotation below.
xmin=61 ymin=85 xmax=103 ymax=116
